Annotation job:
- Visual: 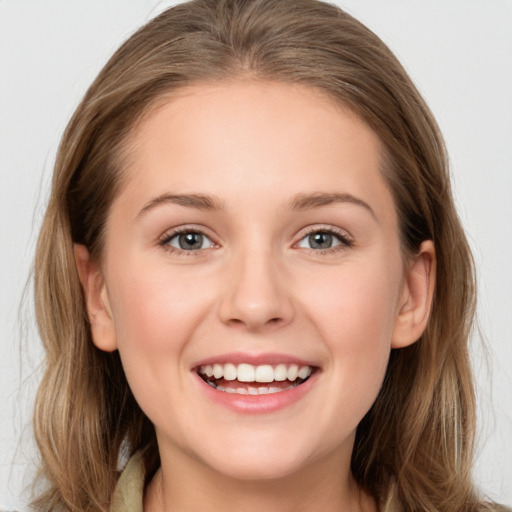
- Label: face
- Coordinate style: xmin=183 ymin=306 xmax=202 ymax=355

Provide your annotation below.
xmin=80 ymin=80 xmax=433 ymax=483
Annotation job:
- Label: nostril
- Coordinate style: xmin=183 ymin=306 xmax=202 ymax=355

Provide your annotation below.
xmin=227 ymin=318 xmax=244 ymax=326
xmin=226 ymin=316 xmax=283 ymax=329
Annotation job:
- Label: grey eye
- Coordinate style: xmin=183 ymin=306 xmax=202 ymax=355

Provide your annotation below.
xmin=168 ymin=232 xmax=213 ymax=250
xmin=298 ymin=231 xmax=343 ymax=250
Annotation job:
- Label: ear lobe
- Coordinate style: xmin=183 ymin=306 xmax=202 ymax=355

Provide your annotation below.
xmin=391 ymin=240 xmax=436 ymax=349
xmin=74 ymin=244 xmax=118 ymax=352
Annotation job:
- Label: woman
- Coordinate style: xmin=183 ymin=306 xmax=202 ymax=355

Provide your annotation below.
xmin=31 ymin=0 xmax=509 ymax=510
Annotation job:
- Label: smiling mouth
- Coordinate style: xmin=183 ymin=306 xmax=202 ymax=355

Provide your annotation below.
xmin=196 ymin=363 xmax=314 ymax=395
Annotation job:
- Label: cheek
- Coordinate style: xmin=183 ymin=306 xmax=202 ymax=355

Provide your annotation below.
xmin=108 ymin=261 xmax=213 ymax=351
xmin=104 ymin=261 xmax=217 ymax=412
xmin=301 ymin=257 xmax=401 ymax=344
xmin=298 ymin=257 xmax=402 ymax=399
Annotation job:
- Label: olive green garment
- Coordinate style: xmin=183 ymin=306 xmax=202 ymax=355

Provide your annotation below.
xmin=111 ymin=452 xmax=145 ymax=512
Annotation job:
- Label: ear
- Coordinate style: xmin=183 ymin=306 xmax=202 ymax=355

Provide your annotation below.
xmin=74 ymin=244 xmax=118 ymax=352
xmin=391 ymin=240 xmax=436 ymax=349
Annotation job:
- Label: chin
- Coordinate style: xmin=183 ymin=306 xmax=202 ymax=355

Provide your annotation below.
xmin=204 ymin=451 xmax=311 ymax=482
xmin=188 ymin=429 xmax=335 ymax=483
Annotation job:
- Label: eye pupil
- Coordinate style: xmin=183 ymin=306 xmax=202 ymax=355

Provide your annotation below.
xmin=179 ymin=232 xmax=203 ymax=250
xmin=309 ymin=232 xmax=332 ymax=249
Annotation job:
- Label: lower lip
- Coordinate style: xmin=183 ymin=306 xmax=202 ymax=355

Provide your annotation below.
xmin=193 ymin=371 xmax=319 ymax=414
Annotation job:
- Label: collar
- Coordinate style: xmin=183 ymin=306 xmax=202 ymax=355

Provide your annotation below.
xmin=111 ymin=451 xmax=145 ymax=512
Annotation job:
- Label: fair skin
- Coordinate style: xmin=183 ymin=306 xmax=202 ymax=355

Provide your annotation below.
xmin=76 ymin=80 xmax=435 ymax=512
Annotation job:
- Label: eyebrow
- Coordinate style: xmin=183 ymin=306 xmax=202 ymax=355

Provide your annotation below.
xmin=288 ymin=192 xmax=376 ymax=220
xmin=136 ymin=191 xmax=376 ymax=220
xmin=137 ymin=193 xmax=224 ymax=218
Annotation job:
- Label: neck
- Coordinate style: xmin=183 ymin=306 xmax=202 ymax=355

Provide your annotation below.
xmin=144 ymin=445 xmax=377 ymax=512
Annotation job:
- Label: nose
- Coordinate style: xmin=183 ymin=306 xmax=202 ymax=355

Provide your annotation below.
xmin=218 ymin=248 xmax=295 ymax=332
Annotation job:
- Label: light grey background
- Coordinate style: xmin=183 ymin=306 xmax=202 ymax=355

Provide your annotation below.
xmin=1 ymin=0 xmax=511 ymax=509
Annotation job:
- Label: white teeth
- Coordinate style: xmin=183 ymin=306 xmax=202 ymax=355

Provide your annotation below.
xmin=255 ymin=364 xmax=274 ymax=383
xmin=287 ymin=364 xmax=299 ymax=381
xmin=224 ymin=363 xmax=237 ymax=381
xmin=209 ymin=382 xmax=301 ymax=395
xmin=237 ymin=363 xmax=255 ymax=382
xmin=198 ymin=362 xmax=313 ymax=384
xmin=213 ymin=364 xmax=223 ymax=379
xmin=274 ymin=364 xmax=287 ymax=381
xmin=298 ymin=366 xmax=312 ymax=379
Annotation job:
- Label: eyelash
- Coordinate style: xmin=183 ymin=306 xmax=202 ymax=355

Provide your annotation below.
xmin=295 ymin=226 xmax=353 ymax=255
xmin=158 ymin=226 xmax=353 ymax=256
xmin=158 ymin=226 xmax=215 ymax=256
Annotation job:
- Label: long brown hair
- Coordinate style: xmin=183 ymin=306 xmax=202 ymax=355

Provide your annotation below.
xmin=33 ymin=1 xmax=500 ymax=510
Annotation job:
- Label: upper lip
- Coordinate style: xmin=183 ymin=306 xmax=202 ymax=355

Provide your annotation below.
xmin=192 ymin=352 xmax=319 ymax=370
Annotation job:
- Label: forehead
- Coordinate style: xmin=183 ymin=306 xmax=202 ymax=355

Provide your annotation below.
xmin=114 ymin=80 xmax=395 ymax=223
